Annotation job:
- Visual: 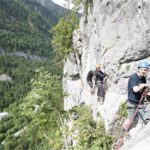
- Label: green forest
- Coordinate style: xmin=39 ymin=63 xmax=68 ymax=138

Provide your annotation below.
xmin=0 ymin=0 xmax=66 ymax=149
xmin=0 ymin=0 xmax=67 ymax=56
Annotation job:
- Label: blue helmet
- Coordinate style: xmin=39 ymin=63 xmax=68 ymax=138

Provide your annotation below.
xmin=138 ymin=61 xmax=149 ymax=68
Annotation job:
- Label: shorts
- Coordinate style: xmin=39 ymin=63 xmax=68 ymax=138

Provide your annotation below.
xmin=127 ymin=101 xmax=140 ymax=129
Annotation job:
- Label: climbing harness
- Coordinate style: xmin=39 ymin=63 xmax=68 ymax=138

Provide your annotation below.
xmin=112 ymin=88 xmax=149 ymax=150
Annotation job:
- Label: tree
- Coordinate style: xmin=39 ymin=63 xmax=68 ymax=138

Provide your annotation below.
xmin=18 ymin=67 xmax=64 ymax=149
xmin=51 ymin=12 xmax=79 ymax=61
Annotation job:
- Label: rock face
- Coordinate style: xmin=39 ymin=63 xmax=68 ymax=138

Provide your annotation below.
xmin=63 ymin=0 xmax=150 ymax=137
xmin=0 ymin=112 xmax=8 ymax=120
xmin=0 ymin=74 xmax=11 ymax=81
xmin=122 ymin=123 xmax=150 ymax=150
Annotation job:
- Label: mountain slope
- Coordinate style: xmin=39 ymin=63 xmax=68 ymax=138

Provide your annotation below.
xmin=0 ymin=0 xmax=66 ymax=149
xmin=0 ymin=0 xmax=68 ymax=57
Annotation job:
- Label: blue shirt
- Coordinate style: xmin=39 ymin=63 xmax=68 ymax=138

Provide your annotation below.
xmin=128 ymin=73 xmax=146 ymax=104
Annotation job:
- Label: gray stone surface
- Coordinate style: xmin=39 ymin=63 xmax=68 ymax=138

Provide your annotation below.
xmin=63 ymin=0 xmax=150 ymax=148
xmin=0 ymin=112 xmax=8 ymax=120
xmin=0 ymin=74 xmax=11 ymax=81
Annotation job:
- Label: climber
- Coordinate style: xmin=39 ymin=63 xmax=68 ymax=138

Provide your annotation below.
xmin=87 ymin=64 xmax=106 ymax=103
xmin=122 ymin=61 xmax=150 ymax=133
xmin=112 ymin=61 xmax=150 ymax=150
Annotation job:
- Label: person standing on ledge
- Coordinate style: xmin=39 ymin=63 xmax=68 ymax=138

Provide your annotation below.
xmin=87 ymin=64 xmax=106 ymax=104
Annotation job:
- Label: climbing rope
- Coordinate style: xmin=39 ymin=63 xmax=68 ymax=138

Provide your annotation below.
xmin=112 ymin=88 xmax=149 ymax=150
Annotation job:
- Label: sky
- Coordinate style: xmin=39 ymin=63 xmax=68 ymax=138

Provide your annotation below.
xmin=51 ymin=0 xmax=73 ymax=9
xmin=52 ymin=0 xmax=66 ymax=7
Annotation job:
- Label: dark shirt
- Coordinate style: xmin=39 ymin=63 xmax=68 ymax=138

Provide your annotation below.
xmin=87 ymin=70 xmax=94 ymax=83
xmin=128 ymin=73 xmax=146 ymax=104
xmin=87 ymin=70 xmax=106 ymax=84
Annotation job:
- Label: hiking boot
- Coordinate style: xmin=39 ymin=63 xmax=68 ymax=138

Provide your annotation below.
xmin=97 ymin=96 xmax=101 ymax=102
xmin=124 ymin=133 xmax=131 ymax=143
xmin=97 ymin=96 xmax=104 ymax=104
xmin=112 ymin=138 xmax=124 ymax=150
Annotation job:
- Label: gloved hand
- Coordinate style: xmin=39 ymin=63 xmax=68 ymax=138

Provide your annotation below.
xmin=91 ymin=88 xmax=95 ymax=94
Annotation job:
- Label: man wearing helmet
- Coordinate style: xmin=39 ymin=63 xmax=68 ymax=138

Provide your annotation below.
xmin=123 ymin=61 xmax=150 ymax=133
xmin=113 ymin=61 xmax=150 ymax=149
xmin=86 ymin=64 xmax=106 ymax=104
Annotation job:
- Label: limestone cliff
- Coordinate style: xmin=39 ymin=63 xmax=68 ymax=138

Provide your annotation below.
xmin=63 ymin=0 xmax=150 ymax=149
